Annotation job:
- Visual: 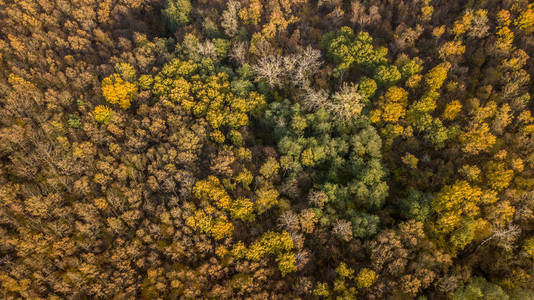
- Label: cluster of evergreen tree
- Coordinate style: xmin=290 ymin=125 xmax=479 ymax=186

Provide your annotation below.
xmin=1 ymin=0 xmax=534 ymax=298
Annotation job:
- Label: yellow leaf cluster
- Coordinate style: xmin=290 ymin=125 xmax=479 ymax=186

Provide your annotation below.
xmin=438 ymin=41 xmax=466 ymax=60
xmin=238 ymin=0 xmax=262 ymax=25
xmin=453 ymin=10 xmax=473 ymax=36
xmin=211 ymin=217 xmax=235 ymax=240
xmin=443 ymin=100 xmax=462 ymax=120
xmin=515 ymin=4 xmax=534 ymax=33
xmin=524 ymin=237 xmax=534 ymax=258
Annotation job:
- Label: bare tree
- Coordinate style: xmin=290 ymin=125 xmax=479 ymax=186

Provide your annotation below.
xmin=307 ymin=190 xmax=329 ymax=207
xmin=229 ymin=41 xmax=248 ymax=65
xmin=301 ymin=82 xmax=365 ymax=123
xmin=278 ymin=211 xmax=300 ymax=232
xmin=300 ymin=87 xmax=329 ymax=112
xmin=197 ymin=40 xmax=217 ymax=59
xmin=252 ymin=46 xmax=321 ymax=88
xmin=333 ymin=219 xmax=353 ymax=241
xmin=329 ymin=82 xmax=365 ymax=122
xmin=221 ymin=0 xmax=240 ymax=37
xmin=252 ymin=55 xmax=286 ymax=87
xmin=480 ymin=224 xmax=520 ymax=251
xmin=292 ymin=47 xmax=322 ymax=87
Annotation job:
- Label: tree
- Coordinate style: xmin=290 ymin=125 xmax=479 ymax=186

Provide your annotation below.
xmin=523 ymin=237 xmax=534 ymax=258
xmin=374 ymin=65 xmax=401 ymax=87
xmin=443 ymin=100 xmax=462 ymax=120
xmin=351 ymin=213 xmax=380 ymax=238
xmin=439 ymin=41 xmax=466 ymax=60
xmin=94 ymin=105 xmax=114 ymax=124
xmin=484 ymin=161 xmax=513 ymax=191
xmin=277 ymin=252 xmax=297 ymax=277
xmin=211 ymin=217 xmax=235 ymax=240
xmin=378 ymin=86 xmax=408 ymax=123
xmin=333 ymin=219 xmax=353 ymax=241
xmin=355 ymin=268 xmax=377 ymax=288
xmin=468 ymin=10 xmax=489 ymax=39
xmin=115 ymin=63 xmax=137 ymax=82
xmin=238 ymin=0 xmax=262 ymax=25
xmin=452 ymin=277 xmax=509 ymax=300
xmin=459 ymin=123 xmax=496 ymax=154
xmin=399 ymin=57 xmax=423 ymax=79
xmin=252 ymin=47 xmax=321 ymax=88
xmin=255 ymin=185 xmax=279 ymax=214
xmin=449 ymin=219 xmax=477 ymax=250
xmin=234 ymin=231 xmax=296 ymax=276
xmin=163 ymin=0 xmax=192 ymax=30
xmin=152 ymin=58 xmax=266 ymax=142
xmin=323 ymin=27 xmax=387 ymax=77
xmin=221 ymin=1 xmax=241 ymax=37
xmin=452 ymin=10 xmax=474 ymax=37
xmin=230 ymin=197 xmax=255 ymax=222
xmin=432 ymin=180 xmax=482 ymax=234
xmin=400 ymin=189 xmax=432 ymax=222
xmin=514 ymin=4 xmax=534 ymax=33
xmin=101 ymin=74 xmax=137 ymax=109
xmin=328 ymin=82 xmax=368 ymax=122
xmin=424 ymin=62 xmax=450 ymax=91
xmin=193 ymin=176 xmax=232 ymax=211
xmin=313 ymin=282 xmax=330 ymax=297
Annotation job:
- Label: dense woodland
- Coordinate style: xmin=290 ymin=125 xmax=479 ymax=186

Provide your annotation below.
xmin=1 ymin=0 xmax=534 ymax=298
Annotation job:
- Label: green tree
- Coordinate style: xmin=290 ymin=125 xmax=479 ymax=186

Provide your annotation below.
xmin=163 ymin=0 xmax=192 ymax=30
xmin=374 ymin=65 xmax=401 ymax=87
xmin=323 ymin=27 xmax=387 ymax=77
xmin=452 ymin=277 xmax=509 ymax=300
xmin=400 ymin=189 xmax=432 ymax=222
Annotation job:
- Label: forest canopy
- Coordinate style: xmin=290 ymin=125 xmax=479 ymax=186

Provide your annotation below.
xmin=1 ymin=0 xmax=534 ymax=298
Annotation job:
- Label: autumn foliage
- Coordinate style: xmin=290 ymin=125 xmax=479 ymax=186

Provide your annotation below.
xmin=1 ymin=0 xmax=534 ymax=298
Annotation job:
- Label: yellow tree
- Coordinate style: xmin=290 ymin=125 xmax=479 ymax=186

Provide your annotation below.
xmin=424 ymin=62 xmax=450 ymax=91
xmin=93 ymin=105 xmax=113 ymax=124
xmin=255 ymin=185 xmax=279 ymax=214
xmin=193 ymin=176 xmax=232 ymax=211
xmin=524 ymin=237 xmax=534 ymax=258
xmin=238 ymin=0 xmax=262 ymax=25
xmin=496 ymin=26 xmax=514 ymax=53
xmin=459 ymin=123 xmax=496 ymax=154
xmin=355 ymin=268 xmax=377 ymax=288
xmin=101 ymin=74 xmax=137 ymax=109
xmin=382 ymin=86 xmax=408 ymax=122
xmin=484 ymin=161 xmax=514 ymax=191
xmin=432 ymin=180 xmax=483 ymax=234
